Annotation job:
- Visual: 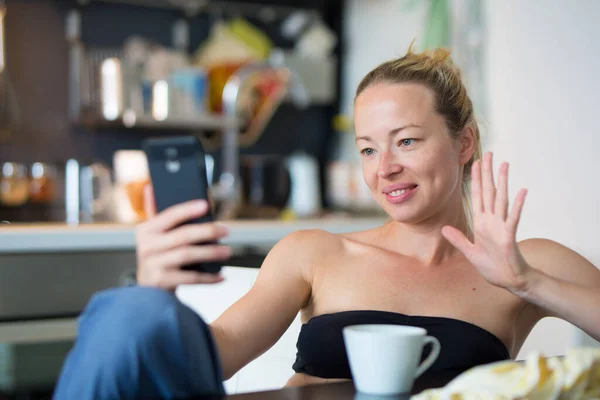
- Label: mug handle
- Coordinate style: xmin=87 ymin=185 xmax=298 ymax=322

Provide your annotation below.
xmin=414 ymin=336 xmax=441 ymax=378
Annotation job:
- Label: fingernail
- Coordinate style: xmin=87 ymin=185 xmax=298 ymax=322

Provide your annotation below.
xmin=216 ymin=223 xmax=229 ymax=235
xmin=222 ymin=246 xmax=233 ymax=255
xmin=196 ymin=200 xmax=208 ymax=211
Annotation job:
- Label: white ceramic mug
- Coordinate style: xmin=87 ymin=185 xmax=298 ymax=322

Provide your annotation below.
xmin=343 ymin=324 xmax=441 ymax=395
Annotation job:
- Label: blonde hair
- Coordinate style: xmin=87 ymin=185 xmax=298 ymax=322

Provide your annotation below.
xmin=354 ymin=45 xmax=482 ymax=232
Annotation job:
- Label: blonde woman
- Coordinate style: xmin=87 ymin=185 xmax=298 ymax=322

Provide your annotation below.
xmin=54 ymin=48 xmax=600 ymax=399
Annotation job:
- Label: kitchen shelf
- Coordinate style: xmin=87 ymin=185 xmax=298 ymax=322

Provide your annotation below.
xmin=0 ymin=217 xmax=388 ymax=253
xmin=66 ymin=2 xmax=336 ymax=145
xmin=80 ymin=110 xmax=241 ymax=131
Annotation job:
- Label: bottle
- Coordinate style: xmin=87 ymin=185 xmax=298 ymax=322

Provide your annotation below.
xmin=327 ymin=114 xmax=359 ymax=212
xmin=287 ymin=151 xmax=321 ymax=218
xmin=328 ymin=114 xmax=379 ymax=214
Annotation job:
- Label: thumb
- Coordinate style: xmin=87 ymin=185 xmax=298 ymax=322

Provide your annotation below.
xmin=441 ymin=225 xmax=474 ymax=257
xmin=143 ymin=182 xmax=157 ymax=218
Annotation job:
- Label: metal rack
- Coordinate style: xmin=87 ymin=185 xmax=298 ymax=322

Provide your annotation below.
xmin=65 ymin=2 xmax=316 ymax=218
xmin=65 ymin=1 xmax=335 ymax=147
xmin=65 ymin=21 xmax=244 ymax=137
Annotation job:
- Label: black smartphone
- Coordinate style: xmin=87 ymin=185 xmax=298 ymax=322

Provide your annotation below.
xmin=142 ymin=135 xmax=222 ymax=274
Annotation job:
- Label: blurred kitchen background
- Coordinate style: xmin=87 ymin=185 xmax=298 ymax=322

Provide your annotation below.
xmin=0 ymin=0 xmax=599 ymax=397
xmin=0 ymin=0 xmax=354 ymax=224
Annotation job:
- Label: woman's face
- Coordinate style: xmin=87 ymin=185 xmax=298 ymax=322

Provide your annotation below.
xmin=354 ymin=82 xmax=469 ymax=224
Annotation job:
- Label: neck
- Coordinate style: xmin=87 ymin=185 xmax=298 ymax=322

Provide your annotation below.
xmin=381 ymin=198 xmax=470 ymax=266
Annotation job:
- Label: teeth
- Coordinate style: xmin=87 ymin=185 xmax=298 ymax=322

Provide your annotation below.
xmin=389 ymin=189 xmax=409 ymax=197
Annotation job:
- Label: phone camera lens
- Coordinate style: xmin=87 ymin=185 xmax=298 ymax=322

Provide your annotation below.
xmin=165 ymin=147 xmax=178 ymax=159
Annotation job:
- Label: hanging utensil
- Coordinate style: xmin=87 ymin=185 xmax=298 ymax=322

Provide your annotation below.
xmin=0 ymin=0 xmax=20 ymax=142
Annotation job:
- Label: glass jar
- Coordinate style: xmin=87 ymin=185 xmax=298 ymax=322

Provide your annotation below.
xmin=29 ymin=162 xmax=57 ymax=204
xmin=0 ymin=162 xmax=29 ymax=206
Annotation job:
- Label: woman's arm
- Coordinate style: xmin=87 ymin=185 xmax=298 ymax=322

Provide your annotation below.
xmin=517 ymin=238 xmax=600 ymax=341
xmin=210 ymin=229 xmax=339 ymax=380
xmin=441 ymin=152 xmax=600 ymax=342
xmin=136 ymin=185 xmax=337 ymax=380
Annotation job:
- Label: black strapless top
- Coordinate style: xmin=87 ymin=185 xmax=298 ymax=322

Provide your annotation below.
xmin=292 ymin=310 xmax=510 ymax=380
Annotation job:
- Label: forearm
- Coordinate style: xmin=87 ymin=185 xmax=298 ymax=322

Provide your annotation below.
xmin=209 ymin=323 xmax=242 ymax=381
xmin=519 ymin=268 xmax=600 ymax=342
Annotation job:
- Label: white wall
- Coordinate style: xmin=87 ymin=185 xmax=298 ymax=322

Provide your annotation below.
xmin=484 ymin=0 xmax=600 ymax=357
xmin=341 ymin=0 xmax=427 ymax=116
xmin=342 ymin=0 xmax=600 ymax=358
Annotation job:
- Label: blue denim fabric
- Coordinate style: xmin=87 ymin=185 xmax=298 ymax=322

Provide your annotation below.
xmin=53 ymin=286 xmax=225 ymax=399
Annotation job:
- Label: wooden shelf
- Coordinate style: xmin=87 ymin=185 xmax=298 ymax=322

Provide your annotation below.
xmin=121 ymin=112 xmax=240 ymax=130
xmin=80 ymin=110 xmax=242 ymax=131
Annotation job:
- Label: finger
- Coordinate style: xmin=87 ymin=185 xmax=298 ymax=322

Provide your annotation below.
xmin=470 ymin=159 xmax=483 ymax=215
xmin=143 ymin=183 xmax=157 ymax=218
xmin=152 ymin=223 xmax=229 ymax=253
xmin=481 ymin=152 xmax=496 ymax=213
xmin=507 ymin=189 xmax=528 ymax=234
xmin=494 ymin=163 xmax=509 ymax=220
xmin=146 ymin=200 xmax=209 ymax=233
xmin=154 ymin=244 xmax=233 ymax=270
xmin=441 ymin=225 xmax=475 ymax=259
xmin=143 ymin=270 xmax=225 ymax=291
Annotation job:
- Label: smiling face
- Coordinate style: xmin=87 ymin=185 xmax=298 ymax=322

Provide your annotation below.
xmin=354 ymin=82 xmax=472 ymax=224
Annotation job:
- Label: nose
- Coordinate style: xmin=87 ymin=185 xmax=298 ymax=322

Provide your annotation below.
xmin=377 ymin=151 xmax=403 ymax=179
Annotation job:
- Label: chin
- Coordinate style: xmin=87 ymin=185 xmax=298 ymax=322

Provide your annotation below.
xmin=377 ymin=195 xmax=437 ymax=224
xmin=386 ymin=211 xmax=421 ymax=223
xmin=379 ymin=204 xmax=421 ymax=223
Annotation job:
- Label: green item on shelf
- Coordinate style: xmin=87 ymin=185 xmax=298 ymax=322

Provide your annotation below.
xmin=228 ymin=18 xmax=273 ymax=60
xmin=403 ymin=0 xmax=451 ymax=51
xmin=423 ymin=0 xmax=451 ymax=50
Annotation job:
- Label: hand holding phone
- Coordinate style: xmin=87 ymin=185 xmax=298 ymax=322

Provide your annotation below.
xmin=135 ymin=136 xmax=231 ymax=290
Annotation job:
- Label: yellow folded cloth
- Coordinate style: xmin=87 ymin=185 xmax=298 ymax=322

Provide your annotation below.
xmin=412 ymin=348 xmax=600 ymax=400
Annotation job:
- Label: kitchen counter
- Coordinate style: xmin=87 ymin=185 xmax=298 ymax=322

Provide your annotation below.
xmin=0 ymin=216 xmax=389 ymax=253
xmin=0 ymin=216 xmax=387 ymax=331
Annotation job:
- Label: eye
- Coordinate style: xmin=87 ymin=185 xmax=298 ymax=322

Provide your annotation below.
xmin=360 ymin=148 xmax=375 ymax=156
xmin=399 ymin=138 xmax=414 ymax=147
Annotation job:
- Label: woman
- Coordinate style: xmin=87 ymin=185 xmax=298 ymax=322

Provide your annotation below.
xmin=53 ymin=48 xmax=600 ymax=399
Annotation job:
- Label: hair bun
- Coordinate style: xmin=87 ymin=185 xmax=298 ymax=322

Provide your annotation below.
xmin=405 ymin=40 xmax=452 ymax=66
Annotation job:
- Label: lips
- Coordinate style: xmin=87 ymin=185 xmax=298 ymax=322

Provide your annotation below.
xmin=387 ymin=187 xmax=414 ymax=197
xmin=382 ymin=183 xmax=418 ymax=195
xmin=382 ymin=183 xmax=418 ymax=205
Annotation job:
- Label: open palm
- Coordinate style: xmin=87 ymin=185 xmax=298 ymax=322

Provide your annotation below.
xmin=442 ymin=152 xmax=531 ymax=293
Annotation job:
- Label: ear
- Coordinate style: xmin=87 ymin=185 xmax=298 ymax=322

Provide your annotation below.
xmin=457 ymin=127 xmax=476 ymax=165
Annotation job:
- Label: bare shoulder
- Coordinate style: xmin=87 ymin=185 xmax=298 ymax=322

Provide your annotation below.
xmin=518 ymin=238 xmax=600 ymax=286
xmin=262 ymin=229 xmax=345 ymax=273
xmin=272 ymin=228 xmax=344 ymax=254
xmin=340 ymin=224 xmax=389 ymax=246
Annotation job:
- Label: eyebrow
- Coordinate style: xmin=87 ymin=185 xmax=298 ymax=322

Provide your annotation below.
xmin=355 ymin=124 xmax=422 ymax=143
